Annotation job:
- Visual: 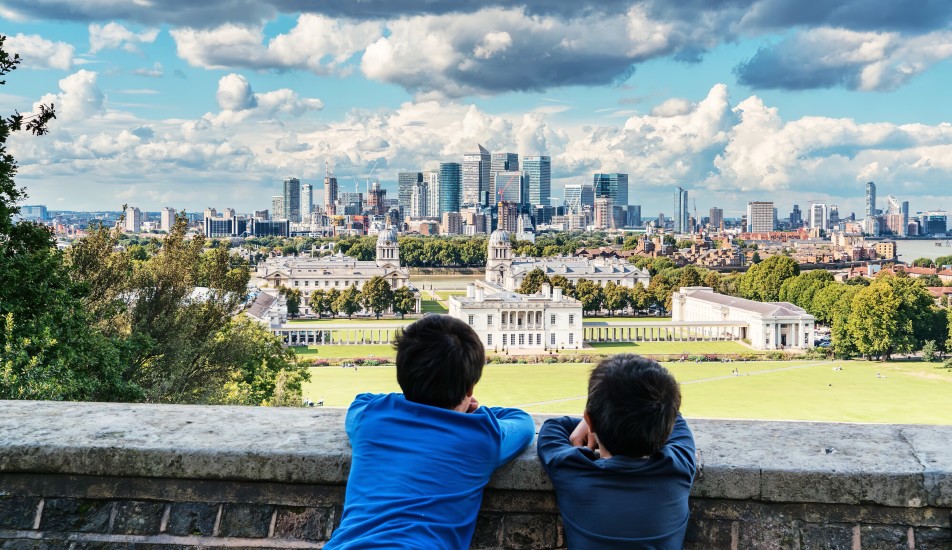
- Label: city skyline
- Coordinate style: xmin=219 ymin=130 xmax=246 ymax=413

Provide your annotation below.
xmin=4 ymin=2 xmax=952 ymax=216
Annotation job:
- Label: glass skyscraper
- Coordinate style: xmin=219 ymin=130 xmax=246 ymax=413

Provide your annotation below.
xmin=462 ymin=144 xmax=491 ymax=206
xmin=283 ymin=177 xmax=301 ymax=222
xmin=490 ymin=152 xmax=518 ymax=202
xmin=593 ymin=173 xmax=629 ymax=209
xmin=439 ymin=162 xmax=462 ymax=215
xmin=523 ymin=156 xmax=551 ymax=207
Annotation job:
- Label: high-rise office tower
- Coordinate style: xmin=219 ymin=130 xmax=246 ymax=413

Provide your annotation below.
xmin=810 ymin=203 xmax=827 ymax=230
xmin=901 ymin=201 xmax=910 ymax=236
xmin=398 ymin=172 xmax=423 ymax=217
xmin=494 ymin=171 xmax=526 ymax=205
xmin=490 ymin=152 xmax=518 ymax=201
xmin=674 ymin=187 xmax=689 ymax=233
xmin=628 ymin=205 xmax=642 ymax=227
xmin=301 ymin=184 xmax=313 ymax=221
xmin=865 ymin=181 xmax=876 ymax=219
xmin=790 ymin=205 xmax=802 ymax=228
xmin=709 ymin=207 xmax=723 ymax=229
xmin=410 ymin=181 xmax=428 ymax=218
xmin=564 ymin=183 xmax=595 ymax=213
xmin=160 ymin=207 xmax=176 ymax=232
xmin=523 ymin=156 xmax=551 ymax=207
xmin=829 ymin=204 xmax=840 ymax=227
xmin=368 ymin=181 xmax=386 ymax=215
xmin=438 ymin=162 xmax=462 ymax=215
xmin=747 ymin=201 xmax=775 ymax=232
xmin=463 ymin=144 xmax=491 ymax=206
xmin=283 ymin=177 xmax=301 ymax=222
xmin=424 ymin=171 xmax=439 ymax=217
xmin=593 ymin=173 xmax=629 ymax=210
xmin=323 ymin=164 xmax=338 ymax=215
xmin=272 ymin=196 xmax=285 ymax=219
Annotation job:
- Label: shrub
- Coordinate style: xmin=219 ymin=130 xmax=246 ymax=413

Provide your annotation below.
xmin=921 ymin=340 xmax=937 ymax=362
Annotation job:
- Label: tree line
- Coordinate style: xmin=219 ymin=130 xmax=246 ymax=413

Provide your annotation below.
xmin=279 ymin=277 xmax=416 ymax=319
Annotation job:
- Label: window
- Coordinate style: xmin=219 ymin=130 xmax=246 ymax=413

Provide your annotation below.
xmin=335 ymin=280 xmax=339 ymax=287
xmin=569 ymin=314 xmax=575 ymax=325
xmin=519 ymin=334 xmax=525 ymax=345
xmin=550 ymin=314 xmax=556 ymax=325
xmin=550 ymin=333 xmax=556 ymax=345
xmin=569 ymin=333 xmax=574 ymax=344
xmin=536 ymin=334 xmax=541 ymax=345
xmin=487 ymin=315 xmax=493 ymax=326
xmin=502 ymin=334 xmax=507 ymax=345
xmin=294 ymin=281 xmax=299 ymax=287
xmin=304 ymin=280 xmax=309 ymax=286
xmin=468 ymin=315 xmax=474 ymax=325
xmin=487 ymin=334 xmax=493 ymax=346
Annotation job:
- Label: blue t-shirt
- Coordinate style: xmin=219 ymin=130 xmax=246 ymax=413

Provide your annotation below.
xmin=537 ymin=415 xmax=696 ymax=550
xmin=326 ymin=393 xmax=535 ymax=550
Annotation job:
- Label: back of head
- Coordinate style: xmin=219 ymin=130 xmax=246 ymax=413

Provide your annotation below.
xmin=394 ymin=315 xmax=485 ymax=409
xmin=586 ymin=354 xmax=681 ymax=457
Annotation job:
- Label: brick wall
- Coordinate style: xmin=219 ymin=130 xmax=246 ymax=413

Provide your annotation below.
xmin=0 ymin=401 xmax=949 ymax=549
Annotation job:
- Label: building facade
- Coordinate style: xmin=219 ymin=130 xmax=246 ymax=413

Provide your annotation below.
xmin=564 ymin=183 xmax=594 ymax=213
xmin=490 ymin=152 xmax=518 ymax=201
xmin=449 ymin=282 xmax=583 ymax=351
xmin=593 ymin=173 xmax=628 ymax=211
xmin=323 ymin=166 xmax=338 ymax=215
xmin=494 ymin=171 xmax=526 ymax=205
xmin=124 ymin=206 xmax=142 ymax=233
xmin=674 ymin=187 xmax=689 ymax=233
xmin=398 ymin=172 xmax=423 ymax=218
xmin=463 ymin=144 xmax=491 ymax=206
xmin=301 ymin=184 xmax=313 ymax=221
xmin=671 ymin=286 xmax=814 ymax=350
xmin=283 ymin=177 xmax=301 ymax=222
xmin=160 ymin=207 xmax=176 ymax=232
xmin=747 ymin=201 xmax=775 ymax=233
xmin=523 ymin=156 xmax=551 ymax=207
xmin=438 ymin=162 xmax=462 ymax=216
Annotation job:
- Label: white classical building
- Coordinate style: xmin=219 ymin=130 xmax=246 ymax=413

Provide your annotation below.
xmin=254 ymin=228 xmax=418 ymax=315
xmin=485 ymin=229 xmax=650 ymax=290
xmin=671 ymin=286 xmax=815 ymax=350
xmin=449 ymin=282 xmax=583 ymax=352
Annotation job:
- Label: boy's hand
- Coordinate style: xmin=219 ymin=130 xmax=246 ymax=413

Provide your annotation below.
xmin=466 ymin=397 xmax=480 ymax=413
xmin=569 ymin=419 xmax=596 ymax=449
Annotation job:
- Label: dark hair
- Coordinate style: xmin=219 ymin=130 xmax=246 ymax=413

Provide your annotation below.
xmin=394 ymin=315 xmax=485 ymax=409
xmin=586 ymin=354 xmax=681 ymax=457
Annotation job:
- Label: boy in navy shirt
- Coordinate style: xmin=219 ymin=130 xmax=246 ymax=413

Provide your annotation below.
xmin=326 ymin=315 xmax=534 ymax=550
xmin=537 ymin=354 xmax=696 ymax=549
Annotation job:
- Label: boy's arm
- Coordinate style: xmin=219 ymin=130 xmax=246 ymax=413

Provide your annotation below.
xmin=665 ymin=414 xmax=697 ymax=476
xmin=536 ymin=416 xmax=583 ymax=469
xmin=344 ymin=393 xmax=377 ymax=440
xmin=487 ymin=407 xmax=535 ymax=466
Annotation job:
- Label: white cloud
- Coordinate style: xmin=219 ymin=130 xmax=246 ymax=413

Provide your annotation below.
xmin=216 ymin=73 xmax=257 ymax=111
xmin=133 ymin=62 xmax=164 ymax=78
xmin=33 ymin=70 xmax=105 ymax=121
xmin=88 ymin=22 xmax=160 ymax=53
xmin=6 ymin=33 xmax=74 ymax=70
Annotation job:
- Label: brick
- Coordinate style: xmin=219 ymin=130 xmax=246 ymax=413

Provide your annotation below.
xmin=217 ymin=503 xmax=274 ymax=538
xmin=471 ymin=512 xmax=504 ymax=549
xmin=739 ymin=519 xmax=801 ymax=550
xmin=859 ymin=524 xmax=907 ymax=549
xmin=110 ymin=500 xmax=165 ymax=535
xmin=273 ymin=506 xmax=335 ymax=541
xmin=799 ymin=522 xmax=853 ymax=549
xmin=502 ymin=514 xmax=561 ymax=550
xmin=39 ymin=498 xmax=112 ymax=533
xmin=165 ymin=502 xmax=218 ymax=537
xmin=684 ymin=518 xmax=734 ymax=549
xmin=914 ymin=527 xmax=952 ymax=550
xmin=0 ymin=495 xmax=38 ymax=529
xmin=1 ymin=541 xmax=51 ymax=550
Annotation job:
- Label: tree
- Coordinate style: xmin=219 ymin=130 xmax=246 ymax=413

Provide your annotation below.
xmin=627 ymin=284 xmax=649 ymax=311
xmin=549 ymin=274 xmax=575 ymax=297
xmin=703 ymin=271 xmax=720 ymax=289
xmin=676 ymin=265 xmax=704 ymax=288
xmin=828 ymin=285 xmax=861 ymax=358
xmin=361 ymin=276 xmax=394 ymax=319
xmin=574 ymin=279 xmax=603 ymax=315
xmin=647 ymin=273 xmax=676 ymax=311
xmin=911 ymin=257 xmax=934 ymax=267
xmin=309 ymin=289 xmax=326 ymax=318
xmin=917 ymin=274 xmax=943 ymax=287
xmin=392 ymin=286 xmax=415 ymax=318
xmin=739 ymin=255 xmax=799 ymax=302
xmin=847 ymin=274 xmax=937 ymax=360
xmin=750 ymin=251 xmax=762 ymax=264
xmin=844 ymin=276 xmax=870 ymax=286
xmin=518 ymin=268 xmax=550 ymax=294
xmin=280 ymin=286 xmax=302 ymax=318
xmin=602 ymin=282 xmax=628 ymax=316
xmin=337 ymin=285 xmax=361 ymax=319
xmin=325 ymin=288 xmax=341 ymax=318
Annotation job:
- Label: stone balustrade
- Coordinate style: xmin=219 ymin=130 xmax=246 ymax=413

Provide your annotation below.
xmin=0 ymin=401 xmax=949 ymax=548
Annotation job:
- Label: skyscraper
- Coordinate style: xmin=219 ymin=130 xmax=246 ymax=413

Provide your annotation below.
xmin=810 ymin=203 xmax=827 ymax=230
xmin=865 ymin=181 xmax=876 ymax=218
xmin=272 ymin=196 xmax=285 ymax=219
xmin=410 ymin=181 xmax=428 ymax=218
xmin=494 ymin=171 xmax=526 ymax=205
xmin=490 ymin=152 xmax=518 ymax=201
xmin=593 ymin=173 xmax=629 ymax=210
xmin=124 ymin=206 xmax=142 ymax=233
xmin=160 ymin=207 xmax=176 ymax=232
xmin=301 ymin=183 xmax=313 ymax=221
xmin=747 ymin=201 xmax=775 ymax=232
xmin=463 ymin=144 xmax=491 ymax=206
xmin=438 ymin=162 xmax=462 ymax=215
xmin=368 ymin=181 xmax=386 ymax=216
xmin=790 ymin=205 xmax=802 ymax=228
xmin=398 ymin=172 xmax=423 ymax=217
xmin=283 ymin=177 xmax=301 ymax=222
xmin=709 ymin=207 xmax=723 ymax=229
xmin=674 ymin=187 xmax=689 ymax=233
xmin=564 ymin=184 xmax=595 ymax=213
xmin=523 ymin=156 xmax=551 ymax=207
xmin=323 ymin=165 xmax=338 ymax=215
xmin=424 ymin=171 xmax=439 ymax=217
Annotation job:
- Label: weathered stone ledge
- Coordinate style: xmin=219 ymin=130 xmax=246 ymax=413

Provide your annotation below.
xmin=0 ymin=400 xmax=950 ymax=548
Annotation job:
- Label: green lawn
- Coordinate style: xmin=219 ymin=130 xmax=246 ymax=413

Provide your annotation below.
xmin=584 ymin=317 xmax=672 ymax=323
xmin=302 ymin=360 xmax=952 ymax=425
xmin=421 ymin=299 xmax=447 ymax=314
xmin=294 ymin=344 xmax=396 ymax=360
xmin=435 ymin=290 xmax=466 ymax=300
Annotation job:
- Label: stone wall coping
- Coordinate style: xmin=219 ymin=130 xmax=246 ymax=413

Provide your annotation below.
xmin=2 ymin=400 xmax=949 ymax=508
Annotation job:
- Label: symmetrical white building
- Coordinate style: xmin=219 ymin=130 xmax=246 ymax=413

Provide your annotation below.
xmin=485 ymin=229 xmax=650 ymax=290
xmin=671 ymin=286 xmax=814 ymax=350
xmin=449 ymin=282 xmax=583 ymax=351
xmin=254 ymin=228 xmax=418 ymax=315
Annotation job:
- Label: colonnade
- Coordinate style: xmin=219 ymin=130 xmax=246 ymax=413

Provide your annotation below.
xmin=274 ymin=324 xmax=409 ymax=346
xmin=582 ymin=323 xmax=747 ymax=343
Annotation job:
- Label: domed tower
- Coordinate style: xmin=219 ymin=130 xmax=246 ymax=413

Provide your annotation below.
xmin=486 ymin=229 xmax=512 ymax=284
xmin=375 ymin=227 xmax=400 ymax=267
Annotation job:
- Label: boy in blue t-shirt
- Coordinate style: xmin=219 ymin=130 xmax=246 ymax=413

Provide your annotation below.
xmin=537 ymin=354 xmax=696 ymax=550
xmin=326 ymin=315 xmax=535 ymax=550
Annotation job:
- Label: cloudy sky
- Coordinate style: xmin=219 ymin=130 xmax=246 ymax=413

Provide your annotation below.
xmin=3 ymin=0 xmax=952 ymax=218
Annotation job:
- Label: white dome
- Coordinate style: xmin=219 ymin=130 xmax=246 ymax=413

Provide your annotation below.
xmin=489 ymin=229 xmax=511 ymax=246
xmin=377 ymin=228 xmax=398 ymax=245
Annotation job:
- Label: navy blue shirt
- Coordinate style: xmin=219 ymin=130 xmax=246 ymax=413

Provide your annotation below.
xmin=326 ymin=393 xmax=535 ymax=550
xmin=537 ymin=415 xmax=696 ymax=550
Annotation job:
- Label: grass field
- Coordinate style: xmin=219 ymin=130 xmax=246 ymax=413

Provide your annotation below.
xmin=584 ymin=317 xmax=672 ymax=323
xmin=420 ymin=300 xmax=448 ymax=313
xmin=295 ymin=344 xmax=396 ymax=359
xmin=302 ymin=360 xmax=952 ymax=425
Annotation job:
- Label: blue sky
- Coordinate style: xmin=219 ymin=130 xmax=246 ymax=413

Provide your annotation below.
xmin=3 ymin=0 xmax=952 ymax=218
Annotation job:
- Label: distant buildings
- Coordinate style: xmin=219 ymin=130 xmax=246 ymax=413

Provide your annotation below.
xmin=19 ymin=205 xmax=47 ymax=221
xmin=283 ymin=177 xmax=301 ymax=222
xmin=490 ymin=152 xmax=519 ymax=201
xmin=494 ymin=171 xmax=527 ymax=205
xmin=709 ymin=207 xmax=723 ymax=230
xmin=564 ymin=183 xmax=594 ymax=213
xmin=324 ymin=166 xmax=338 ymax=215
xmin=810 ymin=203 xmax=827 ymax=231
xmin=674 ymin=187 xmax=689 ymax=233
xmin=523 ymin=156 xmax=551 ymax=208
xmin=746 ymin=201 xmax=775 ymax=233
xmin=160 ymin=207 xmax=176 ymax=232
xmin=272 ymin=196 xmax=285 ymax=220
xmin=462 ymin=144 xmax=491 ymax=206
xmin=438 ymin=162 xmax=462 ymax=216
xmin=124 ymin=206 xmax=142 ymax=233
xmin=398 ymin=171 xmax=423 ymax=218
xmin=301 ymin=184 xmax=313 ymax=221
xmin=593 ymin=173 xmax=629 ymax=213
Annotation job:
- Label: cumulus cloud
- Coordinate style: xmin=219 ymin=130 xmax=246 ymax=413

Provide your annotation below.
xmin=33 ymin=70 xmax=105 ymax=121
xmin=735 ymin=28 xmax=952 ymax=91
xmin=88 ymin=22 xmax=159 ymax=53
xmin=171 ymin=15 xmax=381 ymax=74
xmin=216 ymin=73 xmax=257 ymax=111
xmin=6 ymin=33 xmax=74 ymax=70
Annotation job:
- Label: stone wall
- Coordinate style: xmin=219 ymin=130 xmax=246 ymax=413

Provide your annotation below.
xmin=0 ymin=401 xmax=949 ymax=549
